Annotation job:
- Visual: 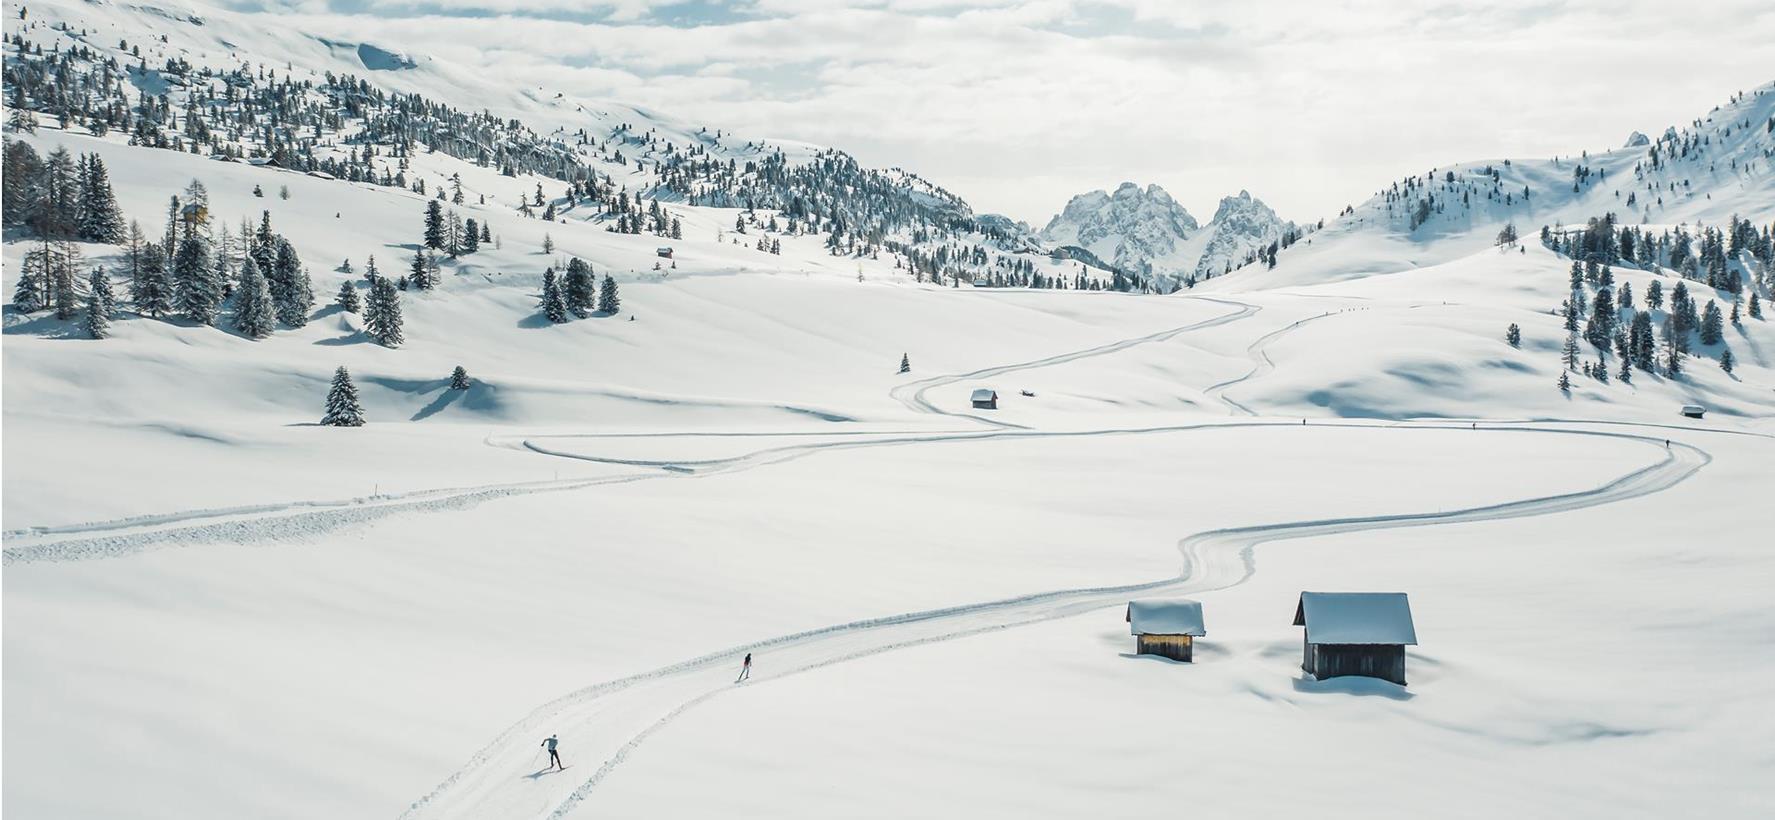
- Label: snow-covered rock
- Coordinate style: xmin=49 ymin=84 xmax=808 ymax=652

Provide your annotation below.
xmin=1192 ymin=190 xmax=1294 ymax=279
xmin=1039 ymin=182 xmax=1199 ymax=273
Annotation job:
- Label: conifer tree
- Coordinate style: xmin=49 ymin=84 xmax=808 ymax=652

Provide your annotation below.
xmin=423 ymin=200 xmax=444 ymax=249
xmin=449 ymin=366 xmax=471 ymax=390
xmin=1557 ymin=369 xmax=1570 ymax=392
xmin=598 ymin=273 xmax=620 ymax=314
xmin=322 ymin=366 xmax=366 ymax=427
xmin=1720 ymin=347 xmax=1735 ymax=374
xmin=86 ymin=267 xmax=114 ymax=339
xmin=542 ymin=233 xmax=554 ymax=255
xmin=463 ymin=218 xmax=480 ymax=254
xmin=900 ymin=353 xmax=911 ymax=373
xmin=364 ymin=275 xmax=404 ymax=347
xmin=336 ymin=281 xmax=360 ymax=313
xmin=1646 ymin=279 xmax=1663 ymax=311
xmin=1699 ymin=300 xmax=1724 ymax=345
xmin=563 ymin=257 xmax=595 ymax=318
xmin=232 ymin=258 xmax=276 ymax=339
xmin=133 ymin=241 xmax=174 ymax=318
xmin=409 ymin=246 xmax=434 ymax=290
xmin=1505 ymin=323 xmax=1521 ymax=347
xmin=77 ymin=154 xmax=125 ymax=243
xmin=1562 ymin=333 xmax=1581 ymax=370
xmin=174 ymin=232 xmax=222 ymax=324
xmin=541 ymin=268 xmax=568 ymax=323
xmin=1750 ymin=292 xmax=1763 ymax=320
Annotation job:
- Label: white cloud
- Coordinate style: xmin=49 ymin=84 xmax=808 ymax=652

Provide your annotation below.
xmin=222 ymin=0 xmax=1775 ymax=223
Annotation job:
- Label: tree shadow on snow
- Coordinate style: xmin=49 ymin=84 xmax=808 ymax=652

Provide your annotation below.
xmin=411 ymin=386 xmax=466 ymax=421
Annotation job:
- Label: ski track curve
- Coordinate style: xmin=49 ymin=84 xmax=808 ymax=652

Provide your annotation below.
xmin=399 ymin=424 xmax=1707 ymax=820
xmin=888 ymin=296 xmax=1259 ymax=428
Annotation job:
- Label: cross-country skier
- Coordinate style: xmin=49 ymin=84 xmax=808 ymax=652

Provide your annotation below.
xmin=736 ymin=652 xmax=752 ymax=682
xmin=542 ymin=734 xmax=563 ymax=771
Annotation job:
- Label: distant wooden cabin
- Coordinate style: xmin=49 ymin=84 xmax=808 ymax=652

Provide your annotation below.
xmin=1681 ymin=404 xmax=1705 ymax=418
xmin=1127 ymin=599 xmax=1206 ymax=662
xmin=970 ymin=388 xmax=998 ymax=409
xmin=657 ymin=247 xmax=674 ymax=259
xmin=1292 ymin=592 xmax=1417 ymax=686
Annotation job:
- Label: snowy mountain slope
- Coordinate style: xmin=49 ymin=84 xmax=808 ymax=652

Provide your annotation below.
xmin=1040 ymin=181 xmax=1296 ymax=285
xmin=1204 ymin=81 xmax=1775 ymax=290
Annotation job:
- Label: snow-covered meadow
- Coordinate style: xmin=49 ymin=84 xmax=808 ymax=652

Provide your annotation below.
xmin=5 ymin=1 xmax=1775 ymax=818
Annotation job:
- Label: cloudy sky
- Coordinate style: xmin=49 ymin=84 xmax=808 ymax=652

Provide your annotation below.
xmin=226 ymin=0 xmax=1774 ymax=226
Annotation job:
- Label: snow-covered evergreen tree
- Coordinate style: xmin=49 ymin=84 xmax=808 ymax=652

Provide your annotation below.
xmin=900 ymin=353 xmax=911 ymax=373
xmin=321 ymin=366 xmax=366 ymax=427
xmin=232 ymin=258 xmax=276 ymax=339
xmin=85 ymin=267 xmax=114 ymax=339
xmin=133 ymin=241 xmax=174 ymax=318
xmin=1699 ymin=300 xmax=1724 ymax=345
xmin=598 ymin=273 xmax=620 ymax=314
xmin=1720 ymin=347 xmax=1735 ymax=374
xmin=563 ymin=257 xmax=595 ymax=318
xmin=364 ymin=275 xmax=404 ymax=347
xmin=423 ymin=199 xmax=444 ymax=249
xmin=449 ymin=366 xmax=471 ymax=390
xmin=1505 ymin=323 xmax=1521 ymax=347
xmin=173 ymin=233 xmax=222 ymax=324
xmin=77 ymin=154 xmax=126 ymax=243
xmin=541 ymin=268 xmax=568 ymax=323
xmin=336 ymin=281 xmax=360 ymax=313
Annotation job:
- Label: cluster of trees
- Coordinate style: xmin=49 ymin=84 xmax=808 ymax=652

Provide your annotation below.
xmin=538 ymin=257 xmax=620 ymax=323
xmin=4 ymin=140 xmax=125 ymax=318
xmin=1534 ymin=213 xmax=1766 ymax=389
xmin=321 ymin=363 xmax=472 ymax=426
xmin=422 ymin=199 xmax=487 ymax=259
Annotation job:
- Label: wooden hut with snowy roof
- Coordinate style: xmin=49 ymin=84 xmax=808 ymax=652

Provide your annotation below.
xmin=1292 ymin=592 xmax=1417 ymax=685
xmin=1127 ymin=599 xmax=1206 ymax=662
xmin=970 ymin=388 xmax=998 ymax=409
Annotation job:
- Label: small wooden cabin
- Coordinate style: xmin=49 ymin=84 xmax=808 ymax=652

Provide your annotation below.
xmin=1127 ymin=599 xmax=1206 ymax=662
xmin=1681 ymin=404 xmax=1705 ymax=418
xmin=970 ymin=388 xmax=998 ymax=409
xmin=657 ymin=247 xmax=675 ymax=259
xmin=1293 ymin=592 xmax=1417 ymax=685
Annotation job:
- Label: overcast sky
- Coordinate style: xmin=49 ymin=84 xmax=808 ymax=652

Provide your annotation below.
xmin=229 ymin=0 xmax=1775 ymax=226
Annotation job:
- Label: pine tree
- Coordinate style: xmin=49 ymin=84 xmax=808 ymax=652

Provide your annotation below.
xmin=423 ymin=200 xmax=444 ymax=249
xmin=1751 ymin=292 xmax=1763 ymax=319
xmin=133 ymin=241 xmax=174 ymax=318
xmin=321 ymin=366 xmax=366 ymax=427
xmin=1730 ymin=297 xmax=1742 ymax=327
xmin=1585 ymin=289 xmax=1615 ymax=350
xmin=463 ymin=218 xmax=480 ymax=254
xmin=232 ymin=258 xmax=276 ymax=339
xmin=598 ymin=274 xmax=620 ymax=314
xmin=1720 ymin=347 xmax=1735 ymax=374
xmin=364 ymin=275 xmax=404 ymax=347
xmin=1646 ymin=279 xmax=1663 ymax=311
xmin=1618 ymin=358 xmax=1632 ymax=384
xmin=1699 ymin=300 xmax=1724 ymax=345
xmin=173 ymin=233 xmax=222 ymax=324
xmin=1505 ymin=323 xmax=1521 ymax=347
xmin=563 ymin=257 xmax=595 ymax=318
xmin=542 ymin=233 xmax=555 ymax=255
xmin=271 ymin=239 xmax=312 ymax=327
xmin=1562 ymin=333 xmax=1581 ymax=370
xmin=77 ymin=154 xmax=125 ymax=243
xmin=336 ymin=281 xmax=360 ymax=313
xmin=2 ymin=138 xmax=44 ymax=228
xmin=541 ymin=268 xmax=568 ymax=323
xmin=449 ymin=366 xmax=471 ymax=390
xmin=409 ymin=246 xmax=434 ymax=290
xmin=900 ymin=353 xmax=911 ymax=373
xmin=1557 ymin=369 xmax=1570 ymax=392
xmin=85 ymin=267 xmax=114 ymax=339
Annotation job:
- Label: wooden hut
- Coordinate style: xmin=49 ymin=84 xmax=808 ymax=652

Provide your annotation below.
xmin=1292 ymin=592 xmax=1417 ymax=685
xmin=970 ymin=388 xmax=998 ymax=409
xmin=1681 ymin=404 xmax=1705 ymax=418
xmin=657 ymin=247 xmax=675 ymax=259
xmin=1127 ymin=599 xmax=1206 ymax=662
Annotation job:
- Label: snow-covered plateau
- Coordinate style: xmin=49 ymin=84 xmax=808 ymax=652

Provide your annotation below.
xmin=4 ymin=1 xmax=1774 ymax=818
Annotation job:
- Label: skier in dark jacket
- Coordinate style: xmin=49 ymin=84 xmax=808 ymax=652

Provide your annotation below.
xmin=736 ymin=652 xmax=752 ymax=682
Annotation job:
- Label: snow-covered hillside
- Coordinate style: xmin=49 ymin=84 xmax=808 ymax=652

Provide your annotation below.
xmin=5 ymin=1 xmax=1775 ymax=818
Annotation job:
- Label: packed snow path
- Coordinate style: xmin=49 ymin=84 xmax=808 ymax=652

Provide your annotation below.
xmin=400 ymin=423 xmax=1705 ymax=820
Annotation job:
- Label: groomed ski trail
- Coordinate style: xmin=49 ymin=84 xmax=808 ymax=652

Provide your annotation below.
xmin=399 ymin=424 xmax=1706 ymax=820
xmin=888 ymin=296 xmax=1259 ymax=427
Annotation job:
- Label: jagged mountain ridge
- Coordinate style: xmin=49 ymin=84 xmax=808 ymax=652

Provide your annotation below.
xmin=1040 ymin=182 xmax=1295 ymax=282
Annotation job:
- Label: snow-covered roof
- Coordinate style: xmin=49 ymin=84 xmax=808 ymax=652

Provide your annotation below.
xmin=1126 ymin=599 xmax=1206 ymax=636
xmin=971 ymin=388 xmax=996 ymax=401
xmin=1293 ymin=592 xmax=1416 ymax=645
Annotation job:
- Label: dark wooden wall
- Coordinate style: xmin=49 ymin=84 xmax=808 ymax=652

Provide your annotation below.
xmin=1303 ymin=642 xmax=1406 ymax=685
xmin=1137 ymin=634 xmax=1193 ymax=662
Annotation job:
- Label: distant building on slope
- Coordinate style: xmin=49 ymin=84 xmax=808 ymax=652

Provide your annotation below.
xmin=1292 ymin=592 xmax=1417 ymax=686
xmin=970 ymin=388 xmax=998 ymax=409
xmin=656 ymin=246 xmax=674 ymax=259
xmin=1127 ymin=599 xmax=1206 ymax=662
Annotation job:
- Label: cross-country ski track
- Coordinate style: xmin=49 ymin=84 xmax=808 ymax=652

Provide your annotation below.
xmin=0 ymin=295 xmax=1734 ymax=820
